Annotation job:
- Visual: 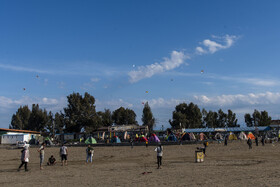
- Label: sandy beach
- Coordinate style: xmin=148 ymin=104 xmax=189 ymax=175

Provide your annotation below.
xmin=1 ymin=141 xmax=280 ymax=187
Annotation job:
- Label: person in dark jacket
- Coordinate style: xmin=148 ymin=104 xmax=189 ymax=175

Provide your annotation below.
xmin=224 ymin=134 xmax=228 ymax=146
xmin=261 ymin=135 xmax=265 ymax=146
xmin=247 ymin=138 xmax=252 ymax=149
xmin=255 ymin=136 xmax=259 ymax=146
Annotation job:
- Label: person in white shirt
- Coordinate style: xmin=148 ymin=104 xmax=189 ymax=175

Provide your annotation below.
xmin=38 ymin=143 xmax=45 ymax=170
xmin=155 ymin=144 xmax=163 ymax=169
xmin=18 ymin=145 xmax=30 ymax=172
xmin=60 ymin=144 xmax=68 ymax=166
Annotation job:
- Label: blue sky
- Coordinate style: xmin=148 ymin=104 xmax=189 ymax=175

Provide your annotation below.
xmin=1 ymin=0 xmax=280 ymax=129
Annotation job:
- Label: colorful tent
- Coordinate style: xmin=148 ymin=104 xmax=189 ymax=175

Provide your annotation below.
xmin=239 ymin=132 xmax=248 ymax=140
xmin=228 ymin=132 xmax=237 ymax=140
xmin=85 ymin=137 xmax=97 ymax=144
xmin=167 ymin=133 xmax=177 ymax=142
xmin=247 ymin=132 xmax=255 ymax=140
xmin=111 ymin=136 xmax=121 ymax=143
xmin=148 ymin=133 xmax=160 ymax=143
xmin=181 ymin=133 xmax=193 ymax=141
xmin=139 ymin=135 xmax=148 ymax=142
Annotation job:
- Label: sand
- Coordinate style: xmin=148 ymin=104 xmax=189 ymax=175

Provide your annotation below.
xmin=0 ymin=141 xmax=280 ymax=187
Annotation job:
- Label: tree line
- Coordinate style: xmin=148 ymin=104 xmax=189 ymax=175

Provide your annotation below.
xmin=10 ymin=92 xmax=272 ymax=134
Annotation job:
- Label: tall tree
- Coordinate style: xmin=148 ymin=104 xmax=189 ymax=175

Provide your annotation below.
xmin=27 ymin=104 xmax=49 ymax=132
xmin=45 ymin=111 xmax=54 ymax=135
xmin=10 ymin=105 xmax=31 ymax=130
xmin=244 ymin=113 xmax=253 ymax=127
xmin=202 ymin=110 xmax=219 ymax=128
xmin=97 ymin=109 xmax=113 ymax=127
xmin=142 ymin=102 xmax=155 ymax=132
xmin=244 ymin=110 xmax=271 ymax=127
xmin=64 ymin=92 xmax=98 ymax=133
xmin=169 ymin=102 xmax=202 ymax=129
xmin=226 ymin=109 xmax=239 ymax=127
xmin=112 ymin=107 xmax=137 ymax=125
xmin=54 ymin=112 xmax=65 ymax=134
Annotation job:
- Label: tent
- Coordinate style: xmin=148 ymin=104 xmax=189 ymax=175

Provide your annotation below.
xmin=228 ymin=132 xmax=237 ymax=140
xmin=148 ymin=133 xmax=160 ymax=143
xmin=189 ymin=133 xmax=196 ymax=140
xmin=111 ymin=136 xmax=121 ymax=143
xmin=139 ymin=135 xmax=148 ymax=142
xmin=239 ymin=132 xmax=248 ymax=140
xmin=85 ymin=137 xmax=97 ymax=144
xmin=45 ymin=137 xmax=54 ymax=145
xmin=167 ymin=133 xmax=177 ymax=142
xmin=247 ymin=132 xmax=255 ymax=140
xmin=181 ymin=133 xmax=192 ymax=141
xmin=199 ymin=133 xmax=207 ymax=141
xmin=214 ymin=133 xmax=223 ymax=140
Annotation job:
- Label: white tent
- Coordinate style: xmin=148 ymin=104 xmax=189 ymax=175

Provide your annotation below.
xmin=239 ymin=132 xmax=248 ymax=140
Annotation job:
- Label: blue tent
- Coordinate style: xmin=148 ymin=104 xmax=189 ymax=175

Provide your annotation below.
xmin=167 ymin=133 xmax=177 ymax=142
xmin=111 ymin=136 xmax=121 ymax=143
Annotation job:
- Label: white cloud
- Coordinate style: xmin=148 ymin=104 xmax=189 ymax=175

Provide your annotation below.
xmin=196 ymin=35 xmax=237 ymax=54
xmin=128 ymin=51 xmax=187 ymax=83
xmin=90 ymin=78 xmax=100 ymax=82
xmin=193 ymin=92 xmax=280 ymax=106
xmin=0 ymin=96 xmax=66 ymax=113
xmin=96 ymin=99 xmax=134 ymax=110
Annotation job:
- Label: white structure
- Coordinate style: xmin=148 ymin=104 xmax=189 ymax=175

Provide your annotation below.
xmin=1 ymin=133 xmax=34 ymax=144
xmin=0 ymin=128 xmax=40 ymax=144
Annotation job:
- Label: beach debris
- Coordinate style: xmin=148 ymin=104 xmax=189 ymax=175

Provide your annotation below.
xmin=23 ymin=88 xmax=26 ymax=91
xmin=171 ymin=78 xmax=174 ymax=81
xmin=145 ymin=91 xmax=148 ymax=93
xmin=36 ymin=75 xmax=39 ymax=78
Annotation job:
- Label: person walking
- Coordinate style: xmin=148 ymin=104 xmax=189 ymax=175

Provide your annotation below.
xmin=261 ymin=135 xmax=265 ymax=146
xmin=247 ymin=138 xmax=252 ymax=149
xmin=255 ymin=136 xmax=259 ymax=146
xmin=155 ymin=144 xmax=163 ymax=169
xmin=38 ymin=143 xmax=45 ymax=170
xmin=18 ymin=145 xmax=30 ymax=172
xmin=86 ymin=145 xmax=94 ymax=163
xmin=60 ymin=144 xmax=68 ymax=166
xmin=224 ymin=134 xmax=228 ymax=146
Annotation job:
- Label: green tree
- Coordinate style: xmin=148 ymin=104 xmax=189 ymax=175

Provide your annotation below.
xmin=10 ymin=105 xmax=31 ymax=130
xmin=142 ymin=102 xmax=155 ymax=132
xmin=27 ymin=104 xmax=49 ymax=132
xmin=169 ymin=102 xmax=202 ymax=129
xmin=97 ymin=109 xmax=113 ymax=127
xmin=244 ymin=113 xmax=253 ymax=127
xmin=112 ymin=107 xmax=137 ymax=125
xmin=54 ymin=112 xmax=65 ymax=134
xmin=202 ymin=110 xmax=218 ymax=128
xmin=45 ymin=111 xmax=54 ymax=135
xmin=64 ymin=92 xmax=98 ymax=133
xmin=226 ymin=109 xmax=239 ymax=127
xmin=244 ymin=110 xmax=271 ymax=127
xmin=217 ymin=109 xmax=227 ymax=128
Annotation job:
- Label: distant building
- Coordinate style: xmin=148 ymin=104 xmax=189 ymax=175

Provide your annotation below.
xmin=0 ymin=128 xmax=41 ymax=144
